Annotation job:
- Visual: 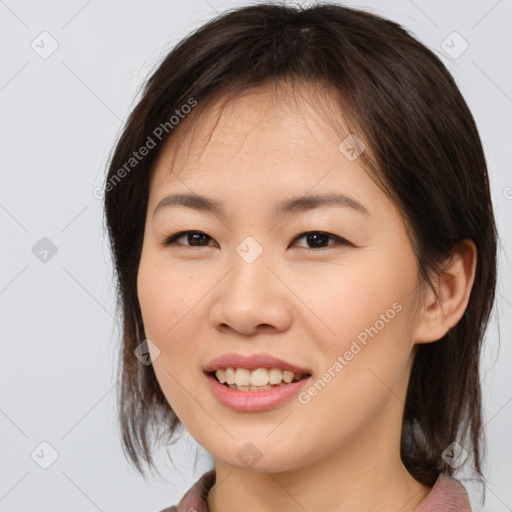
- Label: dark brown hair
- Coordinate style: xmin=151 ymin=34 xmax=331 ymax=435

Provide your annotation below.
xmin=103 ymin=1 xmax=497 ymax=490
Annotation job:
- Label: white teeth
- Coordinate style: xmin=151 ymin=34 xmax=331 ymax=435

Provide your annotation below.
xmin=250 ymin=368 xmax=268 ymax=386
xmin=214 ymin=367 xmax=308 ymax=389
xmin=282 ymin=370 xmax=294 ymax=383
xmin=225 ymin=368 xmax=236 ymax=385
xmin=234 ymin=368 xmax=251 ymax=386
xmin=252 ymin=384 xmax=272 ymax=391
xmin=216 ymin=368 xmax=227 ymax=384
xmin=268 ymin=368 xmax=283 ymax=385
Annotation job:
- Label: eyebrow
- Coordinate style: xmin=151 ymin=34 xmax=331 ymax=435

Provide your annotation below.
xmin=153 ymin=192 xmax=370 ymax=218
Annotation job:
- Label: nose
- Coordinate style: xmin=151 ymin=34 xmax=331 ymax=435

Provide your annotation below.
xmin=209 ymin=249 xmax=293 ymax=336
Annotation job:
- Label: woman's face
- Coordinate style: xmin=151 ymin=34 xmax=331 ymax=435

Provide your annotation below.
xmin=137 ymin=84 xmax=426 ymax=473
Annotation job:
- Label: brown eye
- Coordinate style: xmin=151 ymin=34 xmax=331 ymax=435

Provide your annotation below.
xmin=293 ymin=231 xmax=349 ymax=249
xmin=159 ymin=230 xmax=349 ymax=250
xmin=161 ymin=230 xmax=214 ymax=247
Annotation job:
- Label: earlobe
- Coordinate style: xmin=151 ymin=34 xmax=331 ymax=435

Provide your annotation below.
xmin=413 ymin=239 xmax=477 ymax=344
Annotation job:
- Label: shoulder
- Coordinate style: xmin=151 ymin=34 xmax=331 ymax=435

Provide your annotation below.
xmin=156 ymin=469 xmax=216 ymax=512
xmin=414 ymin=474 xmax=472 ymax=511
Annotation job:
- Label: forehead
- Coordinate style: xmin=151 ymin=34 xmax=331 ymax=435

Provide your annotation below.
xmin=146 ymin=84 xmax=407 ymax=239
xmin=150 ymin=82 xmax=363 ymax=186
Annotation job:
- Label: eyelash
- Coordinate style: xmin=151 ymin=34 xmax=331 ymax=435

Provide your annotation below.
xmin=158 ymin=230 xmax=351 ymax=250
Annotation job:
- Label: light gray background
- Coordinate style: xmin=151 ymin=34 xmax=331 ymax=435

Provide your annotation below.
xmin=1 ymin=0 xmax=511 ymax=511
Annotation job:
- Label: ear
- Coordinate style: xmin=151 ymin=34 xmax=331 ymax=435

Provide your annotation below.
xmin=413 ymin=239 xmax=477 ymax=344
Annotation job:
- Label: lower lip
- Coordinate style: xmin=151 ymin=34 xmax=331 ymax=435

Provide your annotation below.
xmin=204 ymin=372 xmax=311 ymax=412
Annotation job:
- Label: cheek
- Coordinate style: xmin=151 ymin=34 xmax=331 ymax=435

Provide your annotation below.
xmin=137 ymin=270 xmax=172 ymax=341
xmin=137 ymin=258 xmax=206 ymax=424
xmin=136 ymin=257 xmax=203 ymax=417
xmin=297 ymin=262 xmax=398 ymax=344
xmin=299 ymin=256 xmax=417 ymax=402
xmin=137 ymin=254 xmax=197 ymax=343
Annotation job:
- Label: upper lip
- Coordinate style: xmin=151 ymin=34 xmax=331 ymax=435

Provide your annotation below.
xmin=204 ymin=353 xmax=312 ymax=374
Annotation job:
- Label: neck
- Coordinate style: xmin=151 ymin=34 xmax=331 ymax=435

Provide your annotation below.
xmin=208 ymin=455 xmax=429 ymax=512
xmin=207 ymin=411 xmax=430 ymax=512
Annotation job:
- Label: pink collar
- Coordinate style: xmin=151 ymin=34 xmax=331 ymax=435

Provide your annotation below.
xmin=162 ymin=470 xmax=472 ymax=512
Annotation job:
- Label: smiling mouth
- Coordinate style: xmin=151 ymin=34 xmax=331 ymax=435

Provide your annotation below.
xmin=208 ymin=368 xmax=312 ymax=392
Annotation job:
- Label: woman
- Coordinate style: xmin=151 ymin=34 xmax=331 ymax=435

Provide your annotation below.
xmin=103 ymin=3 xmax=498 ymax=511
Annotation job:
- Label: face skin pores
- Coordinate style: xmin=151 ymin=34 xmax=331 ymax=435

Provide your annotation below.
xmin=136 ymin=83 xmax=460 ymax=512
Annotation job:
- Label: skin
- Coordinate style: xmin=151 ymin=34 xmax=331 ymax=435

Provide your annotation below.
xmin=137 ymin=82 xmax=477 ymax=512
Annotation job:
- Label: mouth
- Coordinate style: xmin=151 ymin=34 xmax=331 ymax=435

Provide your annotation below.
xmin=204 ymin=366 xmax=312 ymax=412
xmin=203 ymin=353 xmax=313 ymax=410
xmin=206 ymin=368 xmax=312 ymax=392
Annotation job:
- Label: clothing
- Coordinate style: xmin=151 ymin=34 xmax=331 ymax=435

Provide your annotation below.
xmin=159 ymin=469 xmax=472 ymax=512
